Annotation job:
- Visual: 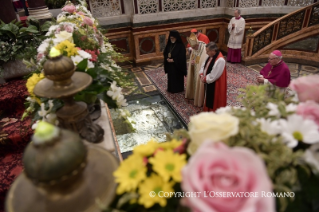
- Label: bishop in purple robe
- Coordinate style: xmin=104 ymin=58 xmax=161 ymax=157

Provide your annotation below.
xmin=257 ymin=50 xmax=291 ymax=91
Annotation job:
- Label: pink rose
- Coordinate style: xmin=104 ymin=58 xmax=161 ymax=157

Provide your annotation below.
xmin=296 ymin=101 xmax=319 ymax=127
xmin=289 ymin=75 xmax=319 ymax=103
xmin=37 ymin=53 xmax=44 ymax=61
xmin=77 ymin=11 xmax=85 ymax=16
xmin=62 ymin=5 xmax=76 ymax=13
xmin=83 ymin=17 xmax=94 ymax=26
xmin=181 ymin=141 xmax=275 ymax=212
xmin=64 ymin=24 xmax=74 ymax=33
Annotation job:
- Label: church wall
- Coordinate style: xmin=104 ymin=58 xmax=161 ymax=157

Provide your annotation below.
xmin=86 ymin=0 xmax=316 ymax=64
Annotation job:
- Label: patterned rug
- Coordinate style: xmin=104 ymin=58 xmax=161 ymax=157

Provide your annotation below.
xmin=0 ymin=79 xmax=33 ymax=212
xmin=145 ymin=63 xmax=259 ymax=124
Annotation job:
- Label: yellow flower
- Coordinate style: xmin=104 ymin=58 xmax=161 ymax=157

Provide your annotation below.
xmin=149 ymin=149 xmax=186 ymax=182
xmin=26 ymin=73 xmax=45 ymax=104
xmin=113 ymin=154 xmax=146 ymax=195
xmin=55 ymin=40 xmax=78 ymax=57
xmin=158 ymin=139 xmax=182 ymax=150
xmin=138 ymin=174 xmax=174 ymax=208
xmin=133 ymin=139 xmax=159 ymax=157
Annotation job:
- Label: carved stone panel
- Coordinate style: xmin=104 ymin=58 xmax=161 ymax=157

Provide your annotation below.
xmin=109 ymin=38 xmax=130 ymax=54
xmin=137 ymin=0 xmax=158 ymax=14
xmin=252 ymin=26 xmax=274 ymax=55
xmin=239 ymin=0 xmax=258 ymax=7
xmin=287 ymin=0 xmax=313 ymax=6
xmin=227 ymin=0 xmax=235 ymax=7
xmin=262 ymin=0 xmax=285 ymax=6
xmin=163 ymin=0 xmax=197 ymax=12
xmin=308 ymin=5 xmax=319 ymax=27
xmin=206 ymin=28 xmax=219 ymax=43
xmin=201 ymin=0 xmax=217 ymax=8
xmin=90 ymin=0 xmax=122 ymax=18
xmin=139 ymin=37 xmax=156 ymax=55
xmin=277 ymin=10 xmax=305 ymax=40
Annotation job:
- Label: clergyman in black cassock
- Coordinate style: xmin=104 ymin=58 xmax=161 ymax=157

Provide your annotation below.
xmin=163 ymin=30 xmax=187 ymax=93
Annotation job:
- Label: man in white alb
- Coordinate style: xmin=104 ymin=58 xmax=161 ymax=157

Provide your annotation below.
xmin=227 ymin=9 xmax=245 ymax=63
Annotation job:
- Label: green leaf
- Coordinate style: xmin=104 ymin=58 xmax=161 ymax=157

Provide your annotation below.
xmin=74 ymin=91 xmax=99 ymax=104
xmin=76 ymin=59 xmax=88 ymax=72
xmin=98 ymin=93 xmax=117 ymax=109
xmin=85 ymin=83 xmax=106 ymax=93
xmin=1 ymin=23 xmax=19 ymax=36
xmin=26 ymin=25 xmax=39 ymax=33
xmin=86 ymin=68 xmax=98 ymax=78
xmin=40 ymin=21 xmax=52 ymax=32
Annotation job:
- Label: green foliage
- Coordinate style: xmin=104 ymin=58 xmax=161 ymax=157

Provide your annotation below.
xmin=45 ymin=0 xmax=67 ymax=9
xmin=0 ymin=19 xmax=52 ymax=64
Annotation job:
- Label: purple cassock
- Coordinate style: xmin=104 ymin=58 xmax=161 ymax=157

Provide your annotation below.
xmin=260 ymin=61 xmax=291 ymax=88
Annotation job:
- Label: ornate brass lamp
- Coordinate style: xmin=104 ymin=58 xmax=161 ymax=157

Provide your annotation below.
xmin=5 ymin=122 xmax=118 ymax=212
xmin=33 ymin=48 xmax=104 ymax=143
xmin=247 ymin=26 xmax=254 ymax=37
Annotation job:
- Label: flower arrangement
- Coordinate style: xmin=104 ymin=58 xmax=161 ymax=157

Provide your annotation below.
xmin=107 ymin=75 xmax=319 ymax=212
xmin=23 ymin=0 xmax=134 ymax=126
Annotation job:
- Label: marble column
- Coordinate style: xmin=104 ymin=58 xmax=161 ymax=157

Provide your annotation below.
xmin=0 ymin=0 xmax=18 ymax=23
xmin=27 ymin=0 xmax=52 ymax=20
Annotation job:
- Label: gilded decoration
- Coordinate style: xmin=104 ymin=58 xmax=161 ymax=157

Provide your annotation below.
xmin=252 ymin=26 xmax=274 ymax=55
xmin=277 ymin=11 xmax=305 ymax=40
xmin=308 ymin=5 xmax=319 ymax=27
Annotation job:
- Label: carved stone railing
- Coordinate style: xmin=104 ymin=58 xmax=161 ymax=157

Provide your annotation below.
xmin=227 ymin=0 xmax=317 ymax=7
xmin=133 ymin=0 xmax=221 ymax=14
xmin=244 ymin=2 xmax=319 ymax=65
xmin=89 ymin=0 xmax=125 ymax=18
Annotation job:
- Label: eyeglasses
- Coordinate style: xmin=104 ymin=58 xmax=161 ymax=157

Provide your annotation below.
xmin=268 ymin=58 xmax=277 ymax=60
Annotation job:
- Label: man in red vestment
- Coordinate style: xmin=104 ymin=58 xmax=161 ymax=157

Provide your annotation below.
xmin=257 ymin=50 xmax=291 ymax=92
xmin=187 ymin=29 xmax=210 ymax=54
xmin=199 ymin=42 xmax=227 ymax=112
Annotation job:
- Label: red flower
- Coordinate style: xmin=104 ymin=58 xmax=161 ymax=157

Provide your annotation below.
xmin=85 ymin=49 xmax=98 ymax=62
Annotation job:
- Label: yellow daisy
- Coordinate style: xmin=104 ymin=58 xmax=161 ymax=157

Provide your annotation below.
xmin=133 ymin=139 xmax=159 ymax=157
xmin=158 ymin=139 xmax=183 ymax=150
xmin=26 ymin=73 xmax=45 ymax=104
xmin=149 ymin=149 xmax=186 ymax=182
xmin=113 ymin=154 xmax=146 ymax=195
xmin=138 ymin=173 xmax=174 ymax=208
xmin=55 ymin=40 xmax=78 ymax=57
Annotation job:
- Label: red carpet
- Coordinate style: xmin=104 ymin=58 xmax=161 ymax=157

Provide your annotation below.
xmin=145 ymin=63 xmax=259 ymax=123
xmin=0 ymin=79 xmax=33 ymax=212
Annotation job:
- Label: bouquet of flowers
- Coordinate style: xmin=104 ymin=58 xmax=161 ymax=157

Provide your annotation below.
xmin=23 ymin=0 xmax=134 ymax=126
xmin=108 ymin=75 xmax=319 ymax=212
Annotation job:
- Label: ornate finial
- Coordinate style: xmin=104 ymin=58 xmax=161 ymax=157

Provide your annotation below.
xmin=49 ymin=47 xmax=62 ymax=58
xmin=33 ymin=121 xmax=59 ymax=146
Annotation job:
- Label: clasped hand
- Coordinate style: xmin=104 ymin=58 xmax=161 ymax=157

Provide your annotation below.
xmin=200 ymin=75 xmax=206 ymax=83
xmin=167 ymin=58 xmax=174 ymax=63
xmin=257 ymin=75 xmax=264 ymax=83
